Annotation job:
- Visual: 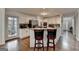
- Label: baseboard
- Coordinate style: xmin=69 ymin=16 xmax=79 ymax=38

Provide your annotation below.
xmin=76 ymin=37 xmax=79 ymax=41
xmin=0 ymin=44 xmax=5 ymax=47
xmin=5 ymin=37 xmax=20 ymax=42
xmin=21 ymin=36 xmax=30 ymax=40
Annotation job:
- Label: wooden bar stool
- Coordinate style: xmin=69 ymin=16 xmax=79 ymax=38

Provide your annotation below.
xmin=47 ymin=29 xmax=57 ymax=51
xmin=34 ymin=30 xmax=44 ymax=51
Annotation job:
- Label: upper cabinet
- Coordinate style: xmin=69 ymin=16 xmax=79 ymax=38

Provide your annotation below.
xmin=43 ymin=16 xmax=61 ymax=24
xmin=42 ymin=16 xmax=61 ymax=28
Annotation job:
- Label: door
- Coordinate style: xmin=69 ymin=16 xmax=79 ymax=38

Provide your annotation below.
xmin=8 ymin=16 xmax=19 ymax=40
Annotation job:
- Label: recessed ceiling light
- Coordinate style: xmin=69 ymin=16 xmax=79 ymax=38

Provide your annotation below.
xmin=40 ymin=8 xmax=48 ymax=16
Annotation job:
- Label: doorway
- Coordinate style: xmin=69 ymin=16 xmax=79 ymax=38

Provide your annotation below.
xmin=8 ymin=16 xmax=19 ymax=40
xmin=62 ymin=16 xmax=74 ymax=34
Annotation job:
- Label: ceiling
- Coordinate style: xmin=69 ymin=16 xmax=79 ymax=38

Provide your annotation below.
xmin=6 ymin=8 xmax=78 ymax=17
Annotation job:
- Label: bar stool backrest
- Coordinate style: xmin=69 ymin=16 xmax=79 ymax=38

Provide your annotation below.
xmin=47 ymin=29 xmax=57 ymax=39
xmin=47 ymin=29 xmax=57 ymax=51
xmin=34 ymin=30 xmax=44 ymax=40
xmin=48 ymin=29 xmax=56 ymax=35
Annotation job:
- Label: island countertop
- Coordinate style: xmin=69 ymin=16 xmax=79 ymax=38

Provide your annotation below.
xmin=30 ymin=27 xmax=57 ymax=30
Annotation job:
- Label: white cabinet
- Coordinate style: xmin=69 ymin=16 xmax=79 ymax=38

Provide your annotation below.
xmin=43 ymin=16 xmax=61 ymax=24
xmin=19 ymin=29 xmax=29 ymax=39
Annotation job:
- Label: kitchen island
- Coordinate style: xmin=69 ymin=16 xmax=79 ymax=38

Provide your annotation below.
xmin=29 ymin=27 xmax=61 ymax=47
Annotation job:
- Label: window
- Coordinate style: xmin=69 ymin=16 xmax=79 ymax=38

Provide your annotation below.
xmin=8 ymin=16 xmax=18 ymax=36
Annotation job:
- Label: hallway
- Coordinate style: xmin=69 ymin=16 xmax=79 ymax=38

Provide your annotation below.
xmin=56 ymin=31 xmax=79 ymax=51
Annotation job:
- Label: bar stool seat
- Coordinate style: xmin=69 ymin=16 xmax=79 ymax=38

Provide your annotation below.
xmin=47 ymin=35 xmax=56 ymax=40
xmin=34 ymin=30 xmax=44 ymax=51
xmin=35 ymin=36 xmax=43 ymax=40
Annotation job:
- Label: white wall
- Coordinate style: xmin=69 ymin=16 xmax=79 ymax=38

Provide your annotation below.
xmin=74 ymin=11 xmax=78 ymax=36
xmin=0 ymin=8 xmax=6 ymax=45
xmin=75 ymin=10 xmax=79 ymax=41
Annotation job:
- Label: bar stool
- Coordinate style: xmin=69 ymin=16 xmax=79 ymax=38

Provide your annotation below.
xmin=34 ymin=30 xmax=44 ymax=51
xmin=47 ymin=29 xmax=57 ymax=51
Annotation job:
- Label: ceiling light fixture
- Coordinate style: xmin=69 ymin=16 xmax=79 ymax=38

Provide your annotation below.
xmin=40 ymin=8 xmax=48 ymax=16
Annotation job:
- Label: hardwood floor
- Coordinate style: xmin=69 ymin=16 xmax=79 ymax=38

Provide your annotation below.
xmin=56 ymin=31 xmax=79 ymax=51
xmin=21 ymin=38 xmax=30 ymax=51
xmin=0 ymin=31 xmax=79 ymax=51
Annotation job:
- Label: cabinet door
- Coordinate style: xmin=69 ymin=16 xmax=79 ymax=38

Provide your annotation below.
xmin=26 ymin=29 xmax=30 ymax=37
